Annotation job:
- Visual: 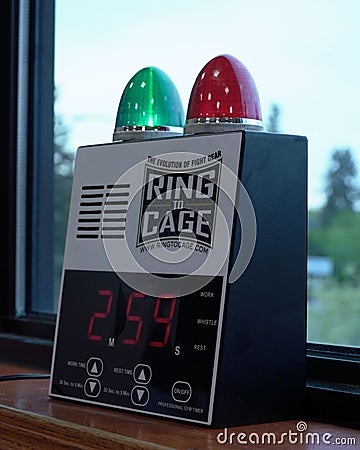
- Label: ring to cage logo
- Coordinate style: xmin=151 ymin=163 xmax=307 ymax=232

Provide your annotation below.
xmin=136 ymin=157 xmax=221 ymax=252
xmin=103 ymin=151 xmax=257 ymax=298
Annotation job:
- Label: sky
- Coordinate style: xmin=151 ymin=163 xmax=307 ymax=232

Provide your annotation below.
xmin=54 ymin=0 xmax=360 ymax=209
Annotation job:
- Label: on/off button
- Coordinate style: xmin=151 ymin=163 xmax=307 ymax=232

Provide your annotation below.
xmin=171 ymin=381 xmax=192 ymax=403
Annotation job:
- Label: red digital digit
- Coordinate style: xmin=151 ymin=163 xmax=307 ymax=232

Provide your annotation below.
xmin=88 ymin=289 xmax=113 ymax=341
xmin=121 ymin=292 xmax=145 ymax=345
xmin=149 ymin=294 xmax=177 ymax=348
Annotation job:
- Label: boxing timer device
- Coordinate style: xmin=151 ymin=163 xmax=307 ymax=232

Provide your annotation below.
xmin=49 ymin=130 xmax=307 ymax=427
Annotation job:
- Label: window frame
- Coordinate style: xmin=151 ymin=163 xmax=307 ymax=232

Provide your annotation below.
xmin=0 ymin=0 xmax=18 ymax=322
xmin=307 ymin=343 xmax=360 ymax=429
xmin=0 ymin=0 xmax=55 ymax=365
xmin=27 ymin=0 xmax=55 ymax=315
xmin=0 ymin=0 xmax=359 ymax=428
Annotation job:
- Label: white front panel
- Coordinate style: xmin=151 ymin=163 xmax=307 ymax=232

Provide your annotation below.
xmin=51 ymin=132 xmax=243 ymax=425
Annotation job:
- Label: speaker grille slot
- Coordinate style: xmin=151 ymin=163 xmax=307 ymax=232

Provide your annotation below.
xmin=76 ymin=184 xmax=129 ymax=239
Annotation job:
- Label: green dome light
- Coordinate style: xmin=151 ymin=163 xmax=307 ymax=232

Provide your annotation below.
xmin=113 ymin=67 xmax=184 ymax=141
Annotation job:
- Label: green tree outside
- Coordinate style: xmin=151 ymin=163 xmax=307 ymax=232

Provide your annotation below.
xmin=308 ymin=147 xmax=360 ymax=346
xmin=309 ymin=210 xmax=360 ymax=284
xmin=322 ymin=148 xmax=359 ymax=225
xmin=266 ymin=103 xmax=281 ymax=133
xmin=54 ymin=109 xmax=74 ymax=302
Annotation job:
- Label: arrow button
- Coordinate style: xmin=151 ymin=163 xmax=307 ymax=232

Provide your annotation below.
xmin=84 ymin=378 xmax=101 ymax=398
xmin=131 ymin=386 xmax=150 ymax=406
xmin=133 ymin=364 xmax=152 ymax=384
xmin=86 ymin=357 xmax=104 ymax=377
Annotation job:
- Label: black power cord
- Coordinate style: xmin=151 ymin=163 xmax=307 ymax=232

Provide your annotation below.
xmin=0 ymin=374 xmax=50 ymax=382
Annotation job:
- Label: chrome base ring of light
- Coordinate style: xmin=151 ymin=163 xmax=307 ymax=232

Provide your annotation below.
xmin=184 ymin=117 xmax=263 ymax=135
xmin=113 ymin=126 xmax=183 ymax=142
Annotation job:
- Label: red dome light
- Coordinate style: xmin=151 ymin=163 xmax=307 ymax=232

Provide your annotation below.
xmin=185 ymin=54 xmax=263 ymax=134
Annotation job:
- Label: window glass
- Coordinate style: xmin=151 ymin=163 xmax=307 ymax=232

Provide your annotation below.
xmin=54 ymin=0 xmax=360 ymax=346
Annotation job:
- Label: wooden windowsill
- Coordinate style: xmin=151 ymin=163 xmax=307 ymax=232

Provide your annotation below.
xmin=0 ymin=362 xmax=359 ymax=449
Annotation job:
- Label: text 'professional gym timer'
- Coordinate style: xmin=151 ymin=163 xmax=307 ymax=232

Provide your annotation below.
xmin=50 ymin=55 xmax=307 ymax=427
